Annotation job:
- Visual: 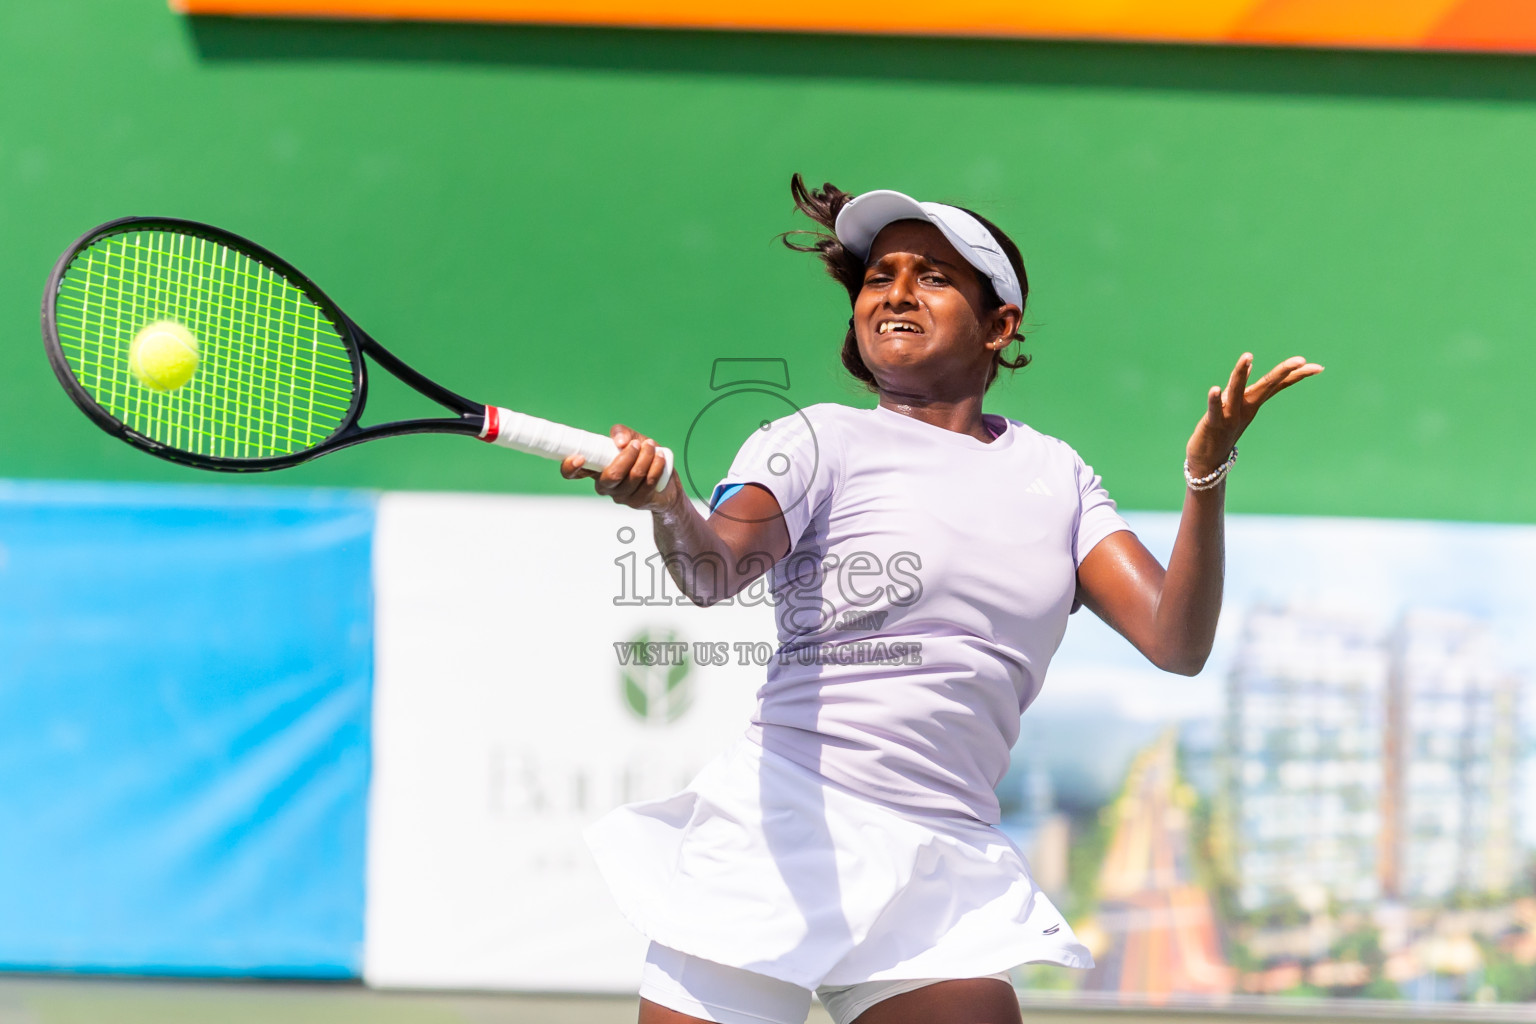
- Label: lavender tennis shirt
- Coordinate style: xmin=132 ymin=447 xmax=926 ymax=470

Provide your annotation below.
xmin=711 ymin=403 xmax=1131 ymax=823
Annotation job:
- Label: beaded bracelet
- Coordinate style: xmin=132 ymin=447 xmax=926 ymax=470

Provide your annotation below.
xmin=1185 ymin=446 xmax=1238 ymax=491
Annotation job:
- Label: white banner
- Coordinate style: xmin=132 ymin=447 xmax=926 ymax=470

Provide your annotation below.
xmin=365 ymin=492 xmax=770 ymax=991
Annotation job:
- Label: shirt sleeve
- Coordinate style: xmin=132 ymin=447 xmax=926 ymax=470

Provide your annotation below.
xmin=709 ymin=407 xmax=834 ymax=551
xmin=1073 ymin=451 xmax=1132 ymax=567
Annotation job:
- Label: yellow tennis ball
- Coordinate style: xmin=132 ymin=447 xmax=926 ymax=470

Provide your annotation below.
xmin=129 ymin=320 xmax=200 ymax=392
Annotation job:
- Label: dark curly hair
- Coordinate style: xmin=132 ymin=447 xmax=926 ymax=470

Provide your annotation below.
xmin=782 ymin=173 xmax=1031 ymax=392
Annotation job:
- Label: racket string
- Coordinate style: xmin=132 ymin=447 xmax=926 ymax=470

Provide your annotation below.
xmin=54 ymin=228 xmax=358 ymax=459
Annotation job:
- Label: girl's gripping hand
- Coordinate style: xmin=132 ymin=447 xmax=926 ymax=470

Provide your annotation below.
xmin=560 ymin=423 xmax=682 ymax=513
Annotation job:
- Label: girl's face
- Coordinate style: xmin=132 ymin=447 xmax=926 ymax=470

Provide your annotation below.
xmin=852 ymin=220 xmax=1019 ymax=401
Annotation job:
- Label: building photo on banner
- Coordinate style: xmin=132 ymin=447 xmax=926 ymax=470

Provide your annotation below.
xmin=6 ymin=0 xmax=1536 ymax=1020
xmin=1013 ymin=514 xmax=1536 ymax=1007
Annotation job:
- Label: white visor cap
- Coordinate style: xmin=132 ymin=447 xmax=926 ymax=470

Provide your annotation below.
xmin=833 ymin=190 xmax=1024 ymax=310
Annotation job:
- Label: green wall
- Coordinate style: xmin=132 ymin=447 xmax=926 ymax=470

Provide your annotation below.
xmin=3 ymin=4 xmax=1535 ymax=520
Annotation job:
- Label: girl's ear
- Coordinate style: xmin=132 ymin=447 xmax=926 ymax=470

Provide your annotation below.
xmin=989 ymin=305 xmax=1023 ymax=349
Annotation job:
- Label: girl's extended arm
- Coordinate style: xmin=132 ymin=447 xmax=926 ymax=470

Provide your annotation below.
xmin=1076 ymin=353 xmax=1322 ymax=675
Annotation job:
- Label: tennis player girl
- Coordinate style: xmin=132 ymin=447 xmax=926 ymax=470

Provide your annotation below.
xmin=562 ymin=177 xmax=1321 ymax=1024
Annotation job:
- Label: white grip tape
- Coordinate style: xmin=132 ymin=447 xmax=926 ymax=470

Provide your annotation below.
xmin=480 ymin=406 xmax=674 ymax=492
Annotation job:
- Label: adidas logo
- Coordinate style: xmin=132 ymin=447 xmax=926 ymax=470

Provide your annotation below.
xmin=1025 ymin=478 xmax=1054 ymax=497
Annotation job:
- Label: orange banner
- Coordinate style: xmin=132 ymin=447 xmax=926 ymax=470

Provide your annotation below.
xmin=170 ymin=0 xmax=1536 ymax=53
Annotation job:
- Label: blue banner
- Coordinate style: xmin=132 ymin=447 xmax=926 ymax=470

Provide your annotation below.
xmin=0 ymin=481 xmax=374 ymax=977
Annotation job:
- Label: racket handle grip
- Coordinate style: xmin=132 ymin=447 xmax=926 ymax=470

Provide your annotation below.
xmin=480 ymin=406 xmax=674 ymax=493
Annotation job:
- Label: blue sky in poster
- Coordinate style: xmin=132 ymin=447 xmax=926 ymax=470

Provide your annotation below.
xmin=1045 ymin=511 xmax=1536 ymax=718
xmin=1023 ymin=511 xmax=1536 ymax=837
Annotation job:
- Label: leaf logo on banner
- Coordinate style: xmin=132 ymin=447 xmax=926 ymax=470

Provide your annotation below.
xmin=619 ymin=629 xmax=693 ymax=725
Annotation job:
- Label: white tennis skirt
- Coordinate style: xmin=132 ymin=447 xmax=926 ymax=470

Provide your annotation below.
xmin=584 ymin=736 xmax=1094 ymax=991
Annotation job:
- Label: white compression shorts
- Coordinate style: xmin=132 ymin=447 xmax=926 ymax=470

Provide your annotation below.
xmin=639 ymin=943 xmax=1013 ymax=1024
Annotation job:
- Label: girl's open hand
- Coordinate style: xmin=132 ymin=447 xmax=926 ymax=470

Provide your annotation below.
xmin=1187 ymin=353 xmax=1323 ymax=477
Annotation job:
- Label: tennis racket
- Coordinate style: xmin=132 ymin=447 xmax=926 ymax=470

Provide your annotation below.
xmin=41 ymin=216 xmax=673 ymax=487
